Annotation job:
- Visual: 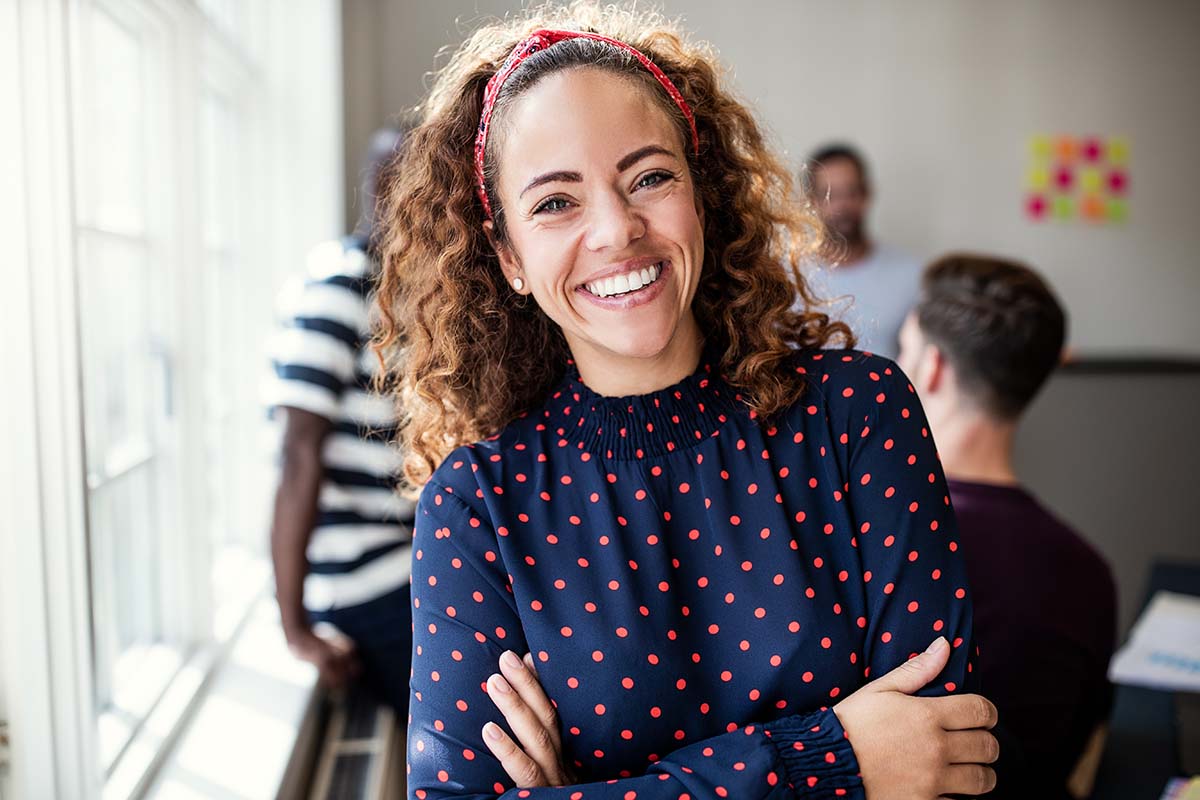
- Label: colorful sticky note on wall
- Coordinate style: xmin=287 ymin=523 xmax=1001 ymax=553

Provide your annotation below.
xmin=1025 ymin=134 xmax=1129 ymax=224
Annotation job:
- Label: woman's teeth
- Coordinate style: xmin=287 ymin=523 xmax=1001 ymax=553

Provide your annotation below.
xmin=585 ymin=263 xmax=664 ymax=298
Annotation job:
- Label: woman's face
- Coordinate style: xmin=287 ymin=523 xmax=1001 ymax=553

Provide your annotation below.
xmin=488 ymin=68 xmax=705 ymax=373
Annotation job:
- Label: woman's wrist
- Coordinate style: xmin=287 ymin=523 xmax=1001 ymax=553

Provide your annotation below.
xmin=763 ymin=708 xmax=862 ymax=797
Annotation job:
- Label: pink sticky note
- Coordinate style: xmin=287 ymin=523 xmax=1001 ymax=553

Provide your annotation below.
xmin=1108 ymin=169 xmax=1129 ymax=194
xmin=1026 ymin=194 xmax=1048 ymax=220
xmin=1054 ymin=166 xmax=1074 ymax=191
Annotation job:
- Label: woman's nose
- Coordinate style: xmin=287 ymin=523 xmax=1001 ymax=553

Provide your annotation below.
xmin=583 ymin=190 xmax=646 ymax=252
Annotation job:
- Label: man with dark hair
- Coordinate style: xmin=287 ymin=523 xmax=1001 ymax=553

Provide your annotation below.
xmin=802 ymin=143 xmax=922 ymax=358
xmin=897 ymin=254 xmax=1117 ymax=799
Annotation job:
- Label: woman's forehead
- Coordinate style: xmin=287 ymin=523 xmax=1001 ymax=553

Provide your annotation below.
xmin=495 ymin=69 xmax=685 ymax=182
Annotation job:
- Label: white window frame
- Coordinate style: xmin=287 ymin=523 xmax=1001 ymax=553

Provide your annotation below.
xmin=0 ymin=1 xmax=345 ymax=798
xmin=1 ymin=1 xmax=101 ymax=796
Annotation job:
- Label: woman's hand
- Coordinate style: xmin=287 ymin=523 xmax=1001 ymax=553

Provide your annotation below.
xmin=483 ymin=650 xmax=575 ymax=788
xmin=833 ymin=637 xmax=1000 ymax=799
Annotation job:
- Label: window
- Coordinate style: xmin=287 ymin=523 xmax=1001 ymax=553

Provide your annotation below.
xmin=1 ymin=1 xmax=344 ymax=797
xmin=73 ymin=5 xmax=184 ymax=774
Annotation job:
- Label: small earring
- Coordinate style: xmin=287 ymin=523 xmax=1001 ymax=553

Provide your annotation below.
xmin=512 ymin=276 xmax=525 ymax=291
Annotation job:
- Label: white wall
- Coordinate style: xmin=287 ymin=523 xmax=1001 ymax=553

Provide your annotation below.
xmin=343 ymin=0 xmax=1200 ymax=357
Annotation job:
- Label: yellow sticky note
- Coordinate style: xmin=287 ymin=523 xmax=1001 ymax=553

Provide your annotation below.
xmin=1026 ymin=166 xmax=1050 ymax=190
xmin=1029 ymin=135 xmax=1052 ymax=161
xmin=1107 ymin=137 xmax=1130 ymax=165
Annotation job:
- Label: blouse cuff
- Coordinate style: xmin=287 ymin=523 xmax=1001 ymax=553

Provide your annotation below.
xmin=764 ymin=708 xmax=863 ymax=798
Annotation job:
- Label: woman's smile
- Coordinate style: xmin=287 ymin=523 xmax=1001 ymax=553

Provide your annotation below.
xmin=577 ymin=259 xmax=670 ymax=310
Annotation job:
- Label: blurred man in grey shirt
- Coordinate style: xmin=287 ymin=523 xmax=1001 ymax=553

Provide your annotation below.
xmin=801 ymin=144 xmax=922 ymax=359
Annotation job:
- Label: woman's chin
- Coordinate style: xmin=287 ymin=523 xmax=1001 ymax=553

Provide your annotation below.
xmin=582 ymin=325 xmax=683 ymax=364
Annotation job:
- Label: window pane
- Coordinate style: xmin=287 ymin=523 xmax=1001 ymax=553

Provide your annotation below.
xmin=74 ymin=9 xmax=182 ymax=775
xmin=85 ymin=9 xmax=146 ymax=232
xmin=77 ymin=233 xmax=154 ymax=478
xmin=201 ymin=92 xmax=234 ymax=249
xmin=200 ymin=88 xmax=240 ymax=556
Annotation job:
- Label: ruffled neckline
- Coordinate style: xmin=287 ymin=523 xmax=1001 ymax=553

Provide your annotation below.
xmin=541 ymin=352 xmax=744 ymax=460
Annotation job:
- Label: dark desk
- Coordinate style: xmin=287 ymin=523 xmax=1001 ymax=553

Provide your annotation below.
xmin=1091 ymin=561 xmax=1200 ymax=800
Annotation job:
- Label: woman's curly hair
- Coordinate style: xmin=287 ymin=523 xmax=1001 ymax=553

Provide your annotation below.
xmin=374 ymin=1 xmax=853 ymax=489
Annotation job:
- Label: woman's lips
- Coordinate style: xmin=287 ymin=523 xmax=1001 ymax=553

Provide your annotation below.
xmin=576 ymin=260 xmax=671 ymax=310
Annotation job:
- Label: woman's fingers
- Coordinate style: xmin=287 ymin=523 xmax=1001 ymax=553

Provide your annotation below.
xmin=939 ymin=763 xmax=998 ymax=796
xmin=499 ymin=650 xmax=563 ymax=752
xmin=859 ymin=636 xmax=951 ymax=695
xmin=485 ymin=669 xmax=568 ymax=785
xmin=944 ymin=728 xmax=1001 ymax=764
xmin=482 ymin=721 xmax=549 ymax=789
xmin=929 ymin=692 xmax=999 ymax=731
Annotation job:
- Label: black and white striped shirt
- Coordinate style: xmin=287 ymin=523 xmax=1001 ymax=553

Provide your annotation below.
xmin=267 ymin=237 xmax=413 ymax=612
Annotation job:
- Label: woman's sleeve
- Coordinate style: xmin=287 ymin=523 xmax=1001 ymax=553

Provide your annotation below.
xmin=408 ymin=481 xmax=865 ymax=800
xmin=839 ymin=358 xmax=978 ymax=696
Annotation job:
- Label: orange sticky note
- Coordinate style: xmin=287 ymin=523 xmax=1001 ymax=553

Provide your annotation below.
xmin=1054 ymin=136 xmax=1078 ymax=164
xmin=1081 ymin=194 xmax=1106 ymax=221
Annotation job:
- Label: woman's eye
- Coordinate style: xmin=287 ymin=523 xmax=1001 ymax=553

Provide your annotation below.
xmin=636 ymin=170 xmax=673 ymax=190
xmin=533 ymin=197 xmax=571 ymax=215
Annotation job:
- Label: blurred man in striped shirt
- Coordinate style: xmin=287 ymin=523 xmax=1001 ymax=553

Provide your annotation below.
xmin=266 ymin=128 xmax=412 ymax=712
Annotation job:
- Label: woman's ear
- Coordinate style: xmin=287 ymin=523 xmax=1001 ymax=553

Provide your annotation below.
xmin=483 ymin=220 xmax=526 ymax=292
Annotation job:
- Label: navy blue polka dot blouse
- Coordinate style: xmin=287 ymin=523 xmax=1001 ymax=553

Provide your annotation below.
xmin=407 ymin=349 xmax=976 ymax=799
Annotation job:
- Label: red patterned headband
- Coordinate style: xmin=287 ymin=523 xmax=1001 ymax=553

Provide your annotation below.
xmin=473 ymin=28 xmax=700 ymax=221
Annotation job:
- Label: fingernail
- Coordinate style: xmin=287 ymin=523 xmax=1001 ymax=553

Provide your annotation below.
xmin=501 ymin=650 xmax=522 ymax=670
xmin=489 ymin=673 xmax=512 ymax=693
xmin=484 ymin=722 xmax=503 ymax=741
xmin=925 ymin=636 xmax=948 ymax=655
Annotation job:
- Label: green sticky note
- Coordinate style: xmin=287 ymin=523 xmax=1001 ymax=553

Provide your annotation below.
xmin=1053 ymin=196 xmax=1074 ymax=220
xmin=1080 ymin=168 xmax=1102 ymax=192
xmin=1106 ymin=198 xmax=1128 ymax=223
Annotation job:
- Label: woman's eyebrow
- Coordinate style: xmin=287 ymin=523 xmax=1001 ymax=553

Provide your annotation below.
xmin=518 ymin=145 xmax=678 ymax=199
xmin=616 ymin=144 xmax=675 ymax=172
xmin=520 ymin=170 xmax=582 ymax=199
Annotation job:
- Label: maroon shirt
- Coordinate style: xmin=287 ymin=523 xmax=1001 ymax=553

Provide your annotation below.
xmin=949 ymin=479 xmax=1117 ymax=799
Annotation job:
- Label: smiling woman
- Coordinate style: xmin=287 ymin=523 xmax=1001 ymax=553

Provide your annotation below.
xmin=485 ymin=67 xmax=707 ymax=393
xmin=373 ymin=3 xmax=849 ymax=489
xmin=373 ymin=3 xmax=1000 ymax=800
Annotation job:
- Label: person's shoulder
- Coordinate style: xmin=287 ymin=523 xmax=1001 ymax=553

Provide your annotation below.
xmin=872 ymin=243 xmax=923 ymax=270
xmin=424 ymin=442 xmax=486 ymax=503
xmin=303 ymin=237 xmax=372 ymax=283
xmin=422 ymin=411 xmax=547 ymax=506
xmin=274 ymin=237 xmax=375 ymax=331
xmin=1026 ymin=493 xmax=1117 ymax=591
xmin=784 ymin=347 xmax=915 ymax=421
xmin=791 ymin=347 xmax=908 ymax=389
